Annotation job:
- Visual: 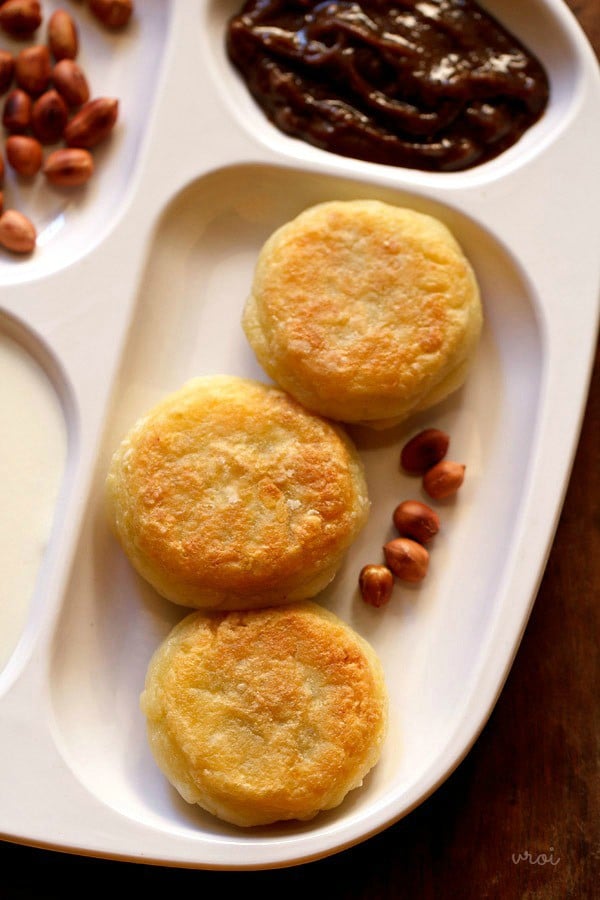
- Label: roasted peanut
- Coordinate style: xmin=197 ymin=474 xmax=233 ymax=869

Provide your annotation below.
xmin=423 ymin=461 xmax=465 ymax=500
xmin=392 ymin=500 xmax=440 ymax=544
xmin=400 ymin=428 xmax=450 ymax=475
xmin=2 ymin=87 xmax=32 ymax=132
xmin=15 ymin=43 xmax=51 ymax=94
xmin=48 ymin=9 xmax=79 ymax=61
xmin=0 ymin=1 xmax=42 ymax=39
xmin=6 ymin=133 xmax=42 ymax=176
xmin=43 ymin=147 xmax=93 ymax=186
xmin=89 ymin=0 xmax=133 ymax=29
xmin=0 ymin=49 xmax=14 ymax=94
xmin=359 ymin=564 xmax=394 ymax=608
xmin=383 ymin=538 xmax=429 ymax=582
xmin=65 ymin=96 xmax=118 ymax=147
xmin=0 ymin=208 xmax=36 ymax=253
xmin=52 ymin=58 xmax=89 ymax=107
xmin=31 ymin=89 xmax=68 ymax=143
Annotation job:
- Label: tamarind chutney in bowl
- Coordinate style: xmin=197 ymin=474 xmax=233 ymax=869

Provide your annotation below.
xmin=226 ymin=0 xmax=550 ymax=172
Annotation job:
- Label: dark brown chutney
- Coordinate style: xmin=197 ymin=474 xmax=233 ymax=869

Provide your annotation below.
xmin=226 ymin=0 xmax=550 ymax=172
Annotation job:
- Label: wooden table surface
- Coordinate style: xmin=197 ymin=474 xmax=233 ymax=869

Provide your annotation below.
xmin=2 ymin=3 xmax=598 ymax=897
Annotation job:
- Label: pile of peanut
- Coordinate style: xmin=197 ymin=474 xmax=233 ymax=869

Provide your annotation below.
xmin=0 ymin=1 xmax=134 ymax=255
xmin=359 ymin=428 xmax=466 ymax=608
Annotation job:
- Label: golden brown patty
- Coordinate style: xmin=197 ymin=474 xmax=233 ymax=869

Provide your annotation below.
xmin=140 ymin=602 xmax=388 ymax=827
xmin=243 ymin=199 xmax=483 ymax=428
xmin=105 ymin=375 xmax=369 ymax=609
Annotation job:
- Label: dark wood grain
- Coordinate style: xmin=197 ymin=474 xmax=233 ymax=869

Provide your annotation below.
xmin=1 ymin=3 xmax=598 ymax=897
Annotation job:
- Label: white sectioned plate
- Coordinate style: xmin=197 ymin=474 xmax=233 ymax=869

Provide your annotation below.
xmin=0 ymin=0 xmax=599 ymax=871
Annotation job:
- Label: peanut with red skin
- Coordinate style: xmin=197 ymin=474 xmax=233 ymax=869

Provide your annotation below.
xmin=423 ymin=461 xmax=466 ymax=500
xmin=0 ymin=49 xmax=14 ymax=94
xmin=0 ymin=1 xmax=42 ymax=39
xmin=6 ymin=133 xmax=42 ymax=176
xmin=31 ymin=89 xmax=68 ymax=143
xmin=392 ymin=500 xmax=440 ymax=544
xmin=43 ymin=147 xmax=93 ymax=186
xmin=48 ymin=9 xmax=79 ymax=61
xmin=0 ymin=208 xmax=36 ymax=253
xmin=52 ymin=58 xmax=89 ymax=107
xmin=3 ymin=88 xmax=31 ymax=132
xmin=65 ymin=96 xmax=118 ymax=148
xmin=383 ymin=538 xmax=429 ymax=583
xmin=359 ymin=564 xmax=394 ymax=608
xmin=400 ymin=428 xmax=450 ymax=475
xmin=89 ymin=0 xmax=133 ymax=29
xmin=15 ymin=44 xmax=51 ymax=95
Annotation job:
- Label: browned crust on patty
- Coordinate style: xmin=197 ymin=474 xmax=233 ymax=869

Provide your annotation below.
xmin=140 ymin=602 xmax=388 ymax=826
xmin=243 ymin=200 xmax=483 ymax=427
xmin=106 ymin=375 xmax=369 ymax=608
